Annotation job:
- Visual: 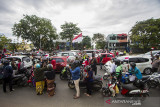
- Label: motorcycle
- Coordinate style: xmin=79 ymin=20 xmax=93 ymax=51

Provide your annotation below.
xmin=102 ymin=75 xmax=150 ymax=99
xmin=68 ymin=75 xmax=103 ymax=91
xmin=60 ymin=66 xmax=71 ymax=80
xmin=60 ymin=65 xmax=84 ymax=80
xmin=145 ymin=73 xmax=160 ymax=89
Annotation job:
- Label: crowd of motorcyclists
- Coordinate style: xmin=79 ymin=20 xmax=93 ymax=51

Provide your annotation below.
xmin=0 ymin=50 xmax=160 ymax=99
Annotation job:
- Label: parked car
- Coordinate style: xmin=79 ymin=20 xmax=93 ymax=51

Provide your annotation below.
xmin=57 ymin=51 xmax=78 ymax=60
xmin=137 ymin=50 xmax=160 ymax=58
xmin=50 ymin=56 xmax=67 ymax=72
xmin=117 ymin=56 xmax=152 ymax=75
xmin=4 ymin=56 xmax=33 ymax=68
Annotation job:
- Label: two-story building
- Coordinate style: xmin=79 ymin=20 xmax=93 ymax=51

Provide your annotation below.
xmin=106 ymin=33 xmax=129 ymax=51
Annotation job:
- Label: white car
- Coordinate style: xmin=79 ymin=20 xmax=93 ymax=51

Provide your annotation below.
xmin=4 ymin=56 xmax=33 ymax=68
xmin=57 ymin=51 xmax=78 ymax=61
xmin=137 ymin=50 xmax=160 ymax=58
xmin=117 ymin=56 xmax=152 ymax=75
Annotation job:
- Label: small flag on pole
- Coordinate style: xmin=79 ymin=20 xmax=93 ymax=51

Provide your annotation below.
xmin=72 ymin=33 xmax=82 ymax=43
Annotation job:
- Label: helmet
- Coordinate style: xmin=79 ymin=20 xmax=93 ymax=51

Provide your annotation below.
xmin=34 ymin=63 xmax=41 ymax=69
xmin=47 ymin=64 xmax=53 ymax=70
xmin=114 ymin=59 xmax=120 ymax=66
xmin=130 ymin=62 xmax=136 ymax=68
xmin=2 ymin=59 xmax=9 ymax=65
xmin=71 ymin=60 xmax=80 ymax=70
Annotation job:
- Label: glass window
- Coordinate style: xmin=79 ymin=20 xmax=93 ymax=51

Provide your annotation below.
xmin=61 ymin=53 xmax=69 ymax=56
xmin=129 ymin=58 xmax=138 ymax=63
xmin=52 ymin=58 xmax=64 ymax=63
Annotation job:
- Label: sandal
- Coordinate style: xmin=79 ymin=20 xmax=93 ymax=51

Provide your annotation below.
xmin=73 ymin=96 xmax=80 ymax=99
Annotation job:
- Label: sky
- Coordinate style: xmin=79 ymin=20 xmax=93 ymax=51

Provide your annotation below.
xmin=0 ymin=0 xmax=160 ymax=42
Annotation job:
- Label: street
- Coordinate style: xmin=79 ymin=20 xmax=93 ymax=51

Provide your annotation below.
xmin=0 ymin=65 xmax=160 ymax=107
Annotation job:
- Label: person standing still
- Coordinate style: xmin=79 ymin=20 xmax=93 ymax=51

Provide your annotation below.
xmin=69 ymin=60 xmax=81 ymax=99
xmin=91 ymin=54 xmax=97 ymax=75
xmin=2 ymin=60 xmax=14 ymax=93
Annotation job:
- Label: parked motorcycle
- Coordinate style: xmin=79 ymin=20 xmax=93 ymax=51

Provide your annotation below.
xmin=145 ymin=73 xmax=160 ymax=89
xmin=68 ymin=75 xmax=103 ymax=91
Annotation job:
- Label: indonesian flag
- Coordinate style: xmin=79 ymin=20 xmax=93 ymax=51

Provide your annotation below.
xmin=72 ymin=33 xmax=82 ymax=43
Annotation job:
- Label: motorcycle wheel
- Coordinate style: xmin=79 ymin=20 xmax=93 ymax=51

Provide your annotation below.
xmin=93 ymin=81 xmax=103 ymax=91
xmin=102 ymin=87 xmax=112 ymax=97
xmin=22 ymin=77 xmax=28 ymax=87
xmin=66 ymin=70 xmax=71 ymax=80
xmin=148 ymin=80 xmax=158 ymax=89
xmin=60 ymin=73 xmax=65 ymax=80
xmin=141 ymin=93 xmax=149 ymax=101
xmin=68 ymin=81 xmax=75 ymax=89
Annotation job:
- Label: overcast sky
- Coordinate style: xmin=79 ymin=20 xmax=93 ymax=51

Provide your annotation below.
xmin=0 ymin=0 xmax=160 ymax=42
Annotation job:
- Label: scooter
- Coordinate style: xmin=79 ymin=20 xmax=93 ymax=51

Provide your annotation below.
xmin=102 ymin=76 xmax=150 ymax=99
xmin=68 ymin=75 xmax=103 ymax=91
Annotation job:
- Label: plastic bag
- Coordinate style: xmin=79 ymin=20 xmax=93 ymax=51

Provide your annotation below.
xmin=129 ymin=75 xmax=136 ymax=81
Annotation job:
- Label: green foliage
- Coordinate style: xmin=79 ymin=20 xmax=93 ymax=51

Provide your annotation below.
xmin=82 ymin=36 xmax=91 ymax=49
xmin=92 ymin=33 xmax=105 ymax=49
xmin=96 ymin=40 xmax=106 ymax=49
xmin=130 ymin=18 xmax=160 ymax=50
xmin=92 ymin=33 xmax=105 ymax=42
xmin=60 ymin=22 xmax=81 ymax=47
xmin=0 ymin=34 xmax=11 ymax=50
xmin=12 ymin=15 xmax=58 ymax=50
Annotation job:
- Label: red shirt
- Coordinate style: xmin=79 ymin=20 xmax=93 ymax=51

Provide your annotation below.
xmin=18 ymin=62 xmax=21 ymax=70
xmin=51 ymin=60 xmax=56 ymax=70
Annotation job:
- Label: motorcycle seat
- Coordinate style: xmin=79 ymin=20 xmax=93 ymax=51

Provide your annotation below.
xmin=122 ymin=84 xmax=139 ymax=91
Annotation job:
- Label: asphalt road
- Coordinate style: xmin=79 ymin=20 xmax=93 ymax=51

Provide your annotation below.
xmin=0 ymin=65 xmax=160 ymax=107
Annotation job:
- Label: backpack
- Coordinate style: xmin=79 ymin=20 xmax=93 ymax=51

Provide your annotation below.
xmin=1 ymin=66 xmax=8 ymax=79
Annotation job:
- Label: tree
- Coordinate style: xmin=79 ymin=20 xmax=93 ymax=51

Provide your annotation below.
xmin=96 ymin=40 xmax=106 ymax=49
xmin=92 ymin=33 xmax=106 ymax=49
xmin=82 ymin=36 xmax=91 ymax=49
xmin=0 ymin=34 xmax=11 ymax=50
xmin=60 ymin=22 xmax=81 ymax=48
xmin=12 ymin=15 xmax=58 ymax=50
xmin=130 ymin=18 xmax=160 ymax=51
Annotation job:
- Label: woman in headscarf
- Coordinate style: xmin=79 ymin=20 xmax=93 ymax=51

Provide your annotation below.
xmin=44 ymin=64 xmax=56 ymax=96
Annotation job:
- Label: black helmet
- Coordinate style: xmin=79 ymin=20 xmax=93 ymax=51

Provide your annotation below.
xmin=47 ymin=64 xmax=53 ymax=70
xmin=114 ymin=59 xmax=120 ymax=66
xmin=71 ymin=60 xmax=80 ymax=70
xmin=130 ymin=62 xmax=136 ymax=68
xmin=3 ymin=59 xmax=9 ymax=65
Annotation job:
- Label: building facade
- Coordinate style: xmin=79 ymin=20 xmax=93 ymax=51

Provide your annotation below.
xmin=106 ymin=33 xmax=129 ymax=51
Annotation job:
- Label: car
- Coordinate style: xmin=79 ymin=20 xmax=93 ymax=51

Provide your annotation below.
xmin=137 ymin=50 xmax=160 ymax=58
xmin=57 ymin=51 xmax=78 ymax=60
xmin=97 ymin=53 xmax=115 ymax=64
xmin=50 ymin=56 xmax=67 ymax=72
xmin=4 ymin=56 xmax=33 ymax=68
xmin=117 ymin=56 xmax=152 ymax=75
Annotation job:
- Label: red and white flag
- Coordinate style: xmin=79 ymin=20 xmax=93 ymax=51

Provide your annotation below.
xmin=72 ymin=33 xmax=82 ymax=43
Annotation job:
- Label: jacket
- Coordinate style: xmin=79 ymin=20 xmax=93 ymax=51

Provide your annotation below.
xmin=129 ymin=67 xmax=142 ymax=79
xmin=34 ymin=67 xmax=47 ymax=82
xmin=2 ymin=65 xmax=13 ymax=78
xmin=84 ymin=70 xmax=93 ymax=82
xmin=70 ymin=67 xmax=80 ymax=80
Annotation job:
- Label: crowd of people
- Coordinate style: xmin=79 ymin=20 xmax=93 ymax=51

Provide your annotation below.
xmin=0 ymin=50 xmax=160 ymax=99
